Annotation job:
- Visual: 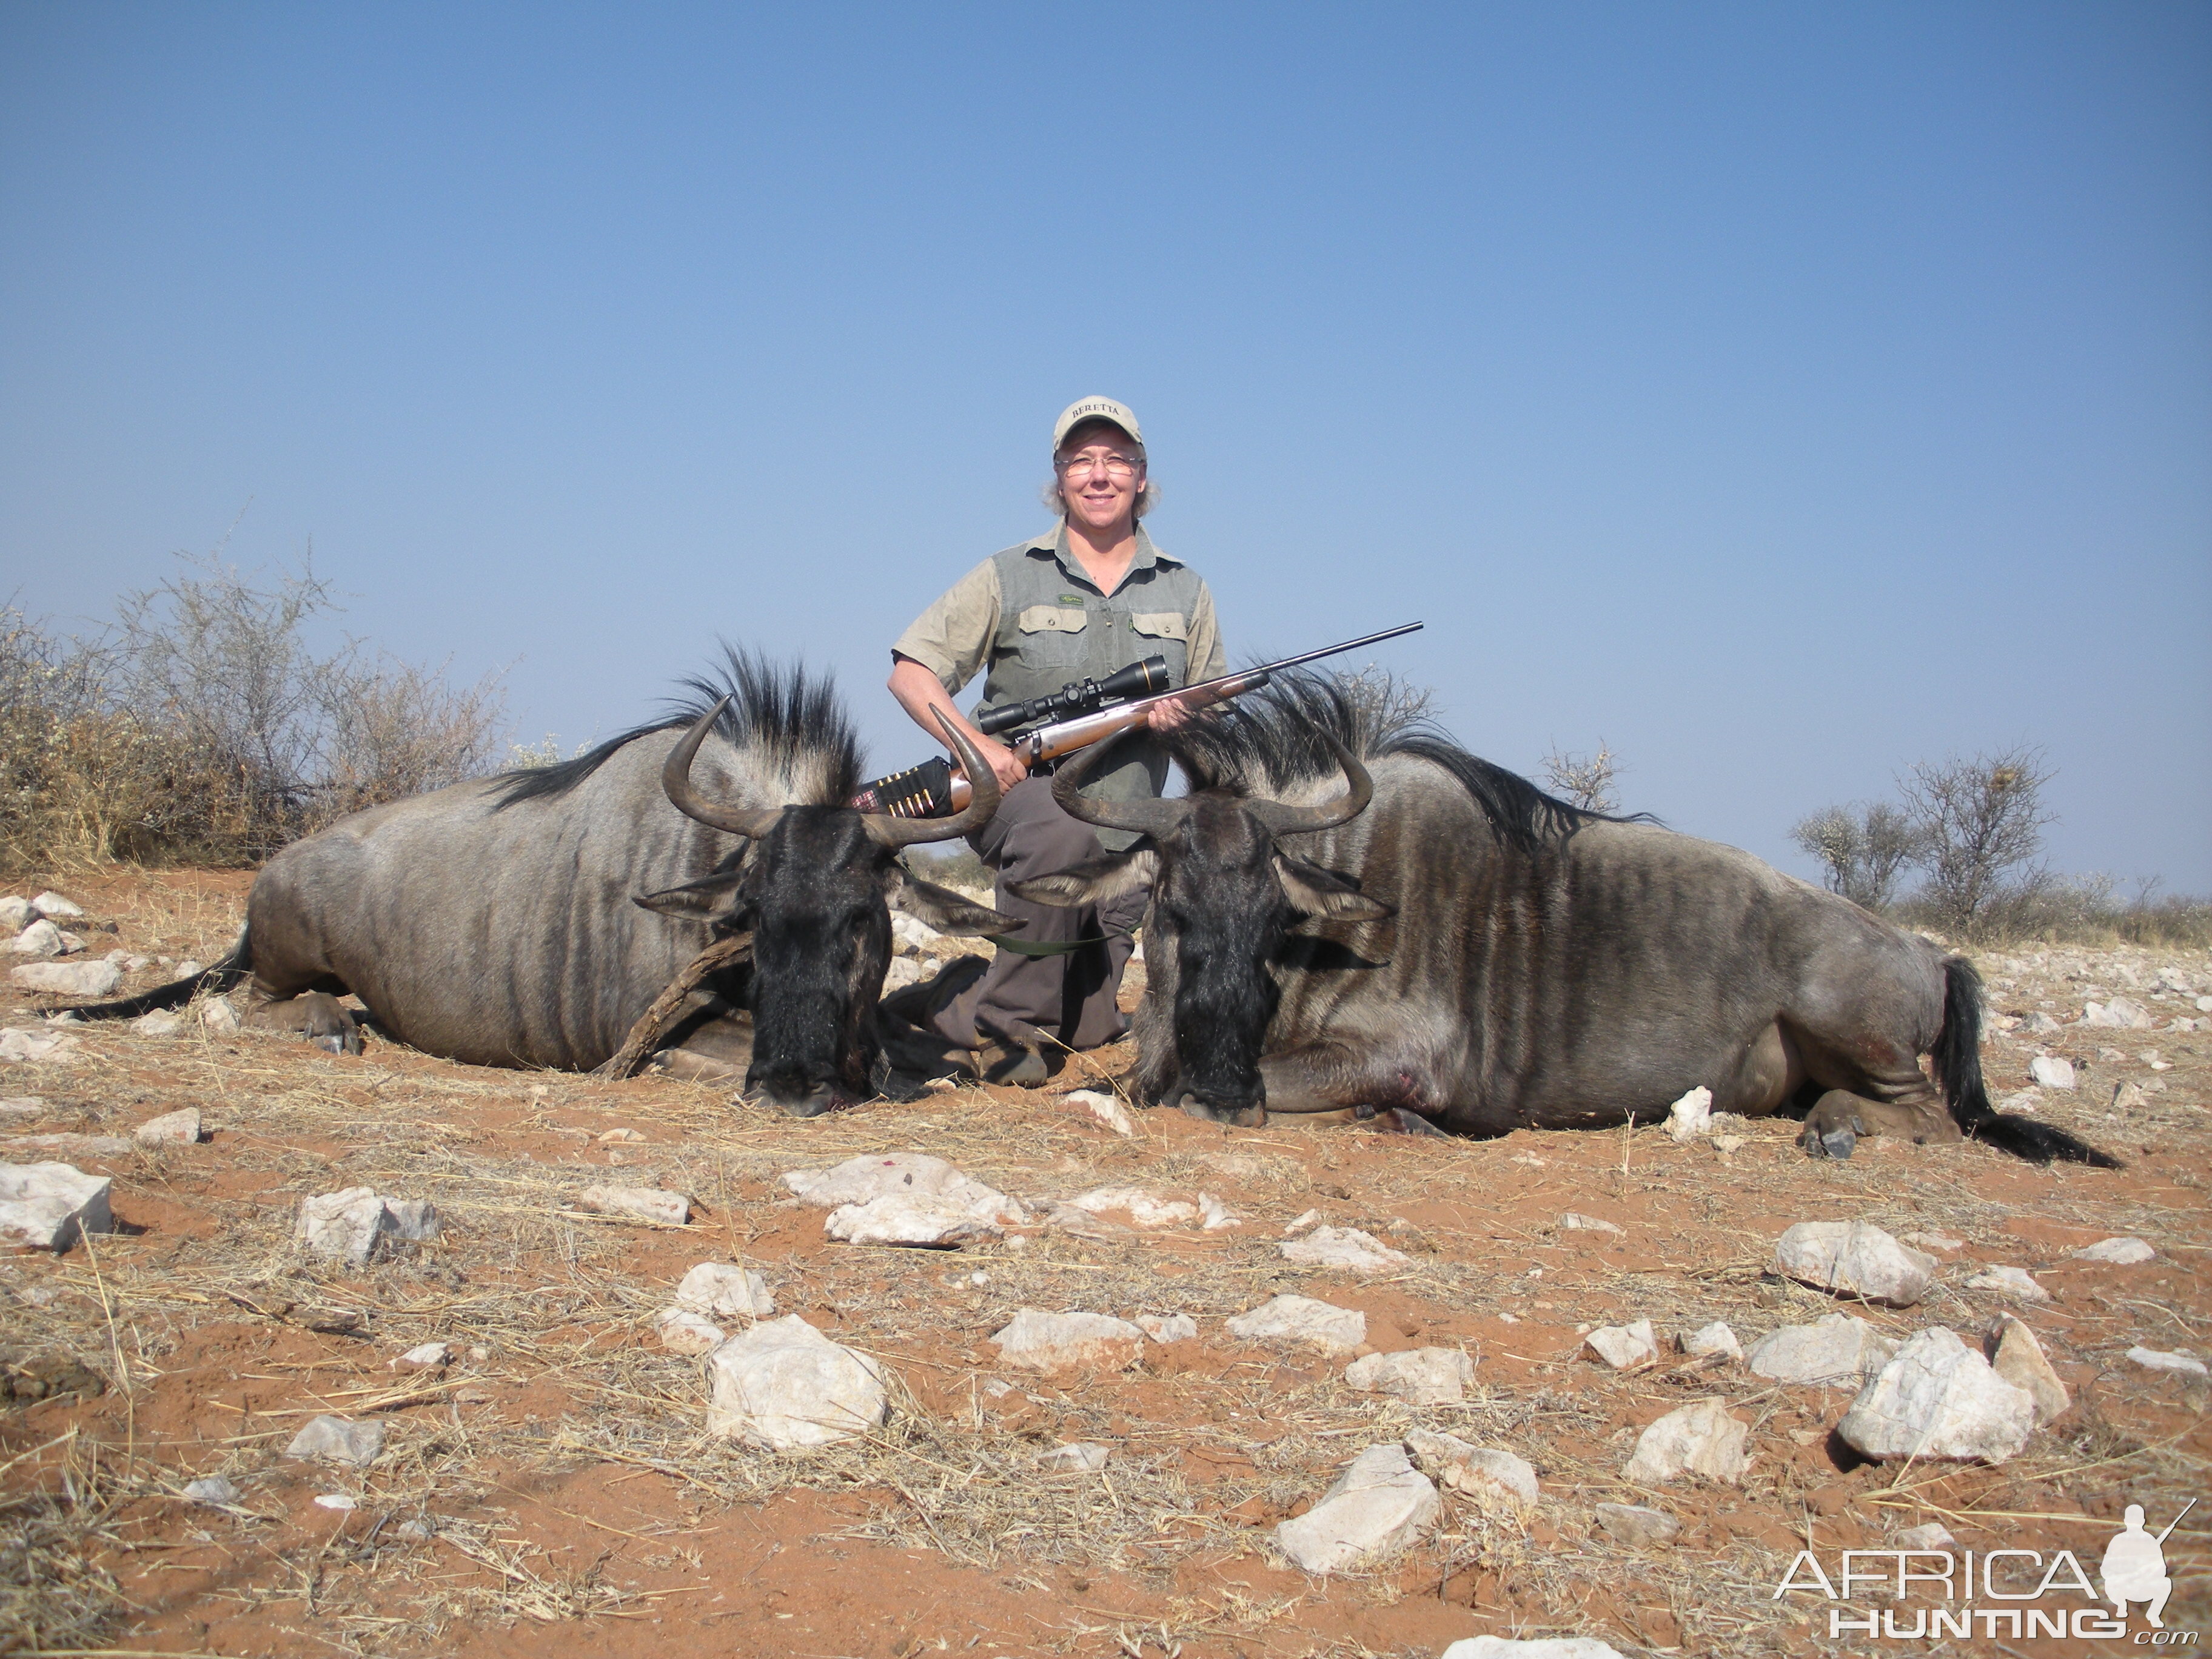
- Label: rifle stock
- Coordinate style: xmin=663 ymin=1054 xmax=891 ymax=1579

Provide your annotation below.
xmin=853 ymin=623 xmax=1421 ymax=819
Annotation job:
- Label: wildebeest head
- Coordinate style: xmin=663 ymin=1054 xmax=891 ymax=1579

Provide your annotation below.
xmin=1010 ymin=732 xmax=1391 ymax=1125
xmin=640 ymin=704 xmax=1015 ymax=1116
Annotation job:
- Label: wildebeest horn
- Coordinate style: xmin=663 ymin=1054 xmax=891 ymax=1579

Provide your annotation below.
xmin=859 ymin=712 xmax=1002 ymax=849
xmin=1050 ymin=732 xmax=1193 ymax=838
xmin=661 ymin=698 xmax=786 ymax=839
xmin=1247 ymin=732 xmax=1373 ymax=836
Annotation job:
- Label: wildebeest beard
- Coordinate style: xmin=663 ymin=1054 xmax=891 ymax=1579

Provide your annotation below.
xmin=736 ymin=808 xmax=899 ymax=1116
xmin=1160 ymin=814 xmax=1294 ymax=1122
xmin=1010 ymin=734 xmax=1391 ymax=1127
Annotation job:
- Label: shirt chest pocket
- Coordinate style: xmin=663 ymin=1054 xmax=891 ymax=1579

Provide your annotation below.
xmin=1012 ymin=603 xmax=1094 ymax=677
xmin=1128 ymin=611 xmax=1191 ymax=685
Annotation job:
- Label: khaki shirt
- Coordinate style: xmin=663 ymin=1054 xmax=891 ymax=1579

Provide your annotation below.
xmin=893 ymin=523 xmax=1225 ymax=699
xmin=894 ymin=523 xmax=1225 ymax=845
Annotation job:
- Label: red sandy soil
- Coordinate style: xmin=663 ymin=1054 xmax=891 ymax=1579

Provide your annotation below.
xmin=2 ymin=866 xmax=2207 ymax=1658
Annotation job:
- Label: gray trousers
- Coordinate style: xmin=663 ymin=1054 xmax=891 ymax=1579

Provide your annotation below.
xmin=928 ymin=776 xmax=1148 ymax=1053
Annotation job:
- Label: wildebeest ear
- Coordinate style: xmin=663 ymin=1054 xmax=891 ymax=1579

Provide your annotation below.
xmin=634 ymin=868 xmax=748 ymax=923
xmin=1007 ymin=846 xmax=1159 ymax=908
xmin=1273 ymin=854 xmax=1393 ymax=922
xmin=881 ymin=866 xmax=1021 ymax=937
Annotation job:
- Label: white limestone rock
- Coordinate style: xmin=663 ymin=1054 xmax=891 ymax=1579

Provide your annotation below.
xmin=1440 ymin=1640 xmax=1627 ymax=1659
xmin=990 ymin=1309 xmax=1145 ymax=1372
xmin=705 ymin=1315 xmax=890 ymax=1449
xmin=1065 ymin=1088 xmax=1136 ymax=1137
xmin=2074 ymin=1236 xmax=2155 ymax=1265
xmin=1584 ymin=1319 xmax=1659 ymax=1370
xmin=1837 ymin=1327 xmax=2036 ymax=1463
xmin=1197 ymin=1191 xmax=1240 ymax=1230
xmin=2084 ymin=996 xmax=2153 ymax=1030
xmin=782 ymin=1152 xmax=1019 ymax=1224
xmin=182 ymin=1475 xmax=241 ymax=1507
xmin=0 ymin=1027 xmax=79 ymax=1064
xmin=576 ymin=1184 xmax=690 ymax=1227
xmin=9 ymin=920 xmax=78 ymax=958
xmin=1894 ymin=1522 xmax=1956 ymax=1551
xmin=890 ymin=913 xmax=942 ymax=953
xmin=1279 ymin=1225 xmax=1410 ymax=1273
xmin=2 ymin=1132 xmax=130 ymax=1158
xmin=1902 ymin=1230 xmax=1963 ymax=1253
xmin=2126 ymin=1346 xmax=2209 ymax=1379
xmin=2017 ymin=1010 xmax=2063 ymax=1034
xmin=1404 ymin=1428 xmax=1539 ymax=1504
xmin=9 ymin=960 xmax=121 ymax=997
xmin=1273 ymin=1443 xmax=1439 ymax=1575
xmin=0 ymin=1161 xmax=114 ymax=1250
xmin=0 ymin=897 xmax=28 ymax=933
xmin=826 ymin=1191 xmax=999 ymax=1247
xmin=1136 ymin=1313 xmax=1197 ymax=1344
xmin=1593 ymin=1502 xmax=1680 ymax=1548
xmin=1774 ymin=1221 xmax=1936 ymax=1307
xmin=30 ymin=892 xmax=83 ymax=920
xmin=1037 ymin=1441 xmax=1110 ymax=1472
xmin=880 ymin=955 xmax=924 ymax=993
xmin=1070 ymin=1186 xmax=1197 ymax=1227
xmin=674 ymin=1262 xmax=775 ymax=1320
xmin=294 ymin=1188 xmax=438 ymax=1265
xmin=1622 ymin=1398 xmax=1751 ymax=1484
xmin=284 ymin=1415 xmax=386 ymax=1466
xmin=200 ymin=996 xmax=241 ymax=1033
xmin=132 ymin=1011 xmax=183 ymax=1037
xmin=1664 ymin=1085 xmax=1713 ymax=1142
xmin=1986 ymin=1316 xmax=2070 ymax=1425
xmin=1225 ymin=1294 xmax=1366 ymax=1355
xmin=1680 ymin=1321 xmax=1743 ymax=1361
xmin=133 ymin=1108 xmax=203 ymax=1146
xmin=1344 ymin=1346 xmax=1473 ymax=1405
xmin=655 ymin=1309 xmax=727 ymax=1355
xmin=1558 ymin=1212 xmax=1624 ymax=1236
xmin=1966 ymin=1265 xmax=2051 ymax=1302
xmin=391 ymin=1342 xmax=452 ymax=1370
xmin=1747 ymin=1313 xmax=1898 ymax=1386
xmin=2028 ymin=1055 xmax=2075 ymax=1089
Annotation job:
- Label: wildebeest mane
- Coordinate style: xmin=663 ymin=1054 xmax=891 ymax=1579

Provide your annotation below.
xmin=1168 ymin=669 xmax=1642 ymax=857
xmin=493 ymin=647 xmax=863 ymax=811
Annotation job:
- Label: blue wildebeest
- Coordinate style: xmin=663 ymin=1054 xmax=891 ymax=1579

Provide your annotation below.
xmin=81 ymin=655 xmax=1011 ymax=1115
xmin=1016 ymin=675 xmax=2116 ymax=1167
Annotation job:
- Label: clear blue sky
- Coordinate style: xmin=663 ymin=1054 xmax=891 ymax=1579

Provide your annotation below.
xmin=5 ymin=3 xmax=2207 ymax=891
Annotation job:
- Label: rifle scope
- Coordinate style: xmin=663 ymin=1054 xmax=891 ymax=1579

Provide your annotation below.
xmin=975 ymin=654 xmax=1168 ymax=737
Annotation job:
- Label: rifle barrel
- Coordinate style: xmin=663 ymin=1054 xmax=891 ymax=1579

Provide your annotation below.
xmin=1253 ymin=622 xmax=1424 ymax=676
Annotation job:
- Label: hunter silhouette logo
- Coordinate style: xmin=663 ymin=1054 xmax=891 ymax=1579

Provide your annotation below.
xmin=2103 ymin=1500 xmax=2191 ymax=1629
xmin=1774 ymin=1496 xmax=2200 ymax=1641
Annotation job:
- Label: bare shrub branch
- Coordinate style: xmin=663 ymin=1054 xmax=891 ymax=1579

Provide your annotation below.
xmin=1893 ymin=745 xmax=2056 ymax=938
xmin=0 ymin=554 xmax=511 ymax=871
xmin=1790 ymin=800 xmax=1926 ymax=910
xmin=1541 ymin=740 xmax=1620 ymax=814
xmin=1334 ymin=667 xmax=1436 ymax=735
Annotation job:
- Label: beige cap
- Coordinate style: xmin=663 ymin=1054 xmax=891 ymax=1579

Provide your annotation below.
xmin=1052 ymin=396 xmax=1142 ymax=452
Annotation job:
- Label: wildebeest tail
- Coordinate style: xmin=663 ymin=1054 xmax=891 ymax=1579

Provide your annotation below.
xmin=73 ymin=933 xmax=252 ymax=1022
xmin=1935 ymin=954 xmax=2120 ymax=1169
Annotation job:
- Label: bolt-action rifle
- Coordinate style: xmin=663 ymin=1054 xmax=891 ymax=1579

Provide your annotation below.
xmin=852 ymin=622 xmax=1423 ymax=819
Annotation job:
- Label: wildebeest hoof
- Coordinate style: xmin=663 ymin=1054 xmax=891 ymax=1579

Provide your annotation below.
xmin=1818 ymin=1125 xmax=1857 ymax=1159
xmin=1178 ymin=1092 xmax=1265 ymax=1128
xmin=311 ymin=1033 xmax=347 ymax=1056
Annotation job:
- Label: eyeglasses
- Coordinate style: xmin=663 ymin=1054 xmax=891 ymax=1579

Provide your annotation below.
xmin=1057 ymin=451 xmax=1142 ymax=479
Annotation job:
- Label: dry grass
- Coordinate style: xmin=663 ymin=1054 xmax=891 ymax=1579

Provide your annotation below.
xmin=2 ymin=897 xmax=2208 ymax=1655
